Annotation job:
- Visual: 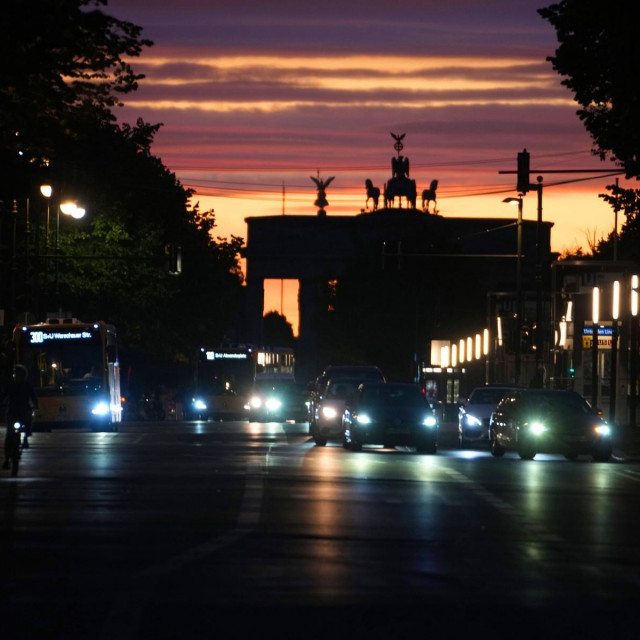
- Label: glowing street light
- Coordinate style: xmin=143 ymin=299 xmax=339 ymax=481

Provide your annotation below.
xmin=55 ymin=200 xmax=87 ymax=305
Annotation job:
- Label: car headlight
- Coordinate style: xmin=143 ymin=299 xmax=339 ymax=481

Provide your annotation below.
xmin=193 ymin=399 xmax=207 ymax=411
xmin=265 ymin=397 xmax=282 ymax=411
xmin=465 ymin=414 xmax=482 ymax=427
xmin=529 ymin=422 xmax=547 ymax=436
xmin=322 ymin=406 xmax=338 ymax=419
xmin=91 ymin=401 xmax=110 ymax=417
xmin=594 ymin=424 xmax=611 ymax=436
xmin=249 ymin=396 xmax=263 ymax=409
xmin=357 ymin=413 xmax=372 ymax=425
xmin=423 ymin=415 xmax=437 ymax=428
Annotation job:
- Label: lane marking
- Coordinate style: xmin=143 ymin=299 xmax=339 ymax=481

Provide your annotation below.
xmin=101 ymin=439 xmax=273 ymax=640
xmin=439 ymin=465 xmax=564 ymax=543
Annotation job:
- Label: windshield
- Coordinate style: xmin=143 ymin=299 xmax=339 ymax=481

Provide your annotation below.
xmin=17 ymin=327 xmax=104 ymax=393
xmin=253 ymin=380 xmax=295 ymax=395
xmin=326 ymin=380 xmax=360 ymax=399
xmin=469 ymin=387 xmax=514 ymax=405
xmin=361 ymin=385 xmax=426 ymax=407
xmin=198 ymin=350 xmax=254 ymax=395
xmin=522 ymin=391 xmax=594 ymax=417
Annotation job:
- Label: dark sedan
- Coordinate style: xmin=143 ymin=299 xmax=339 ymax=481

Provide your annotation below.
xmin=342 ymin=382 xmax=438 ymax=453
xmin=245 ymin=379 xmax=308 ymax=422
xmin=489 ymin=388 xmax=613 ymax=461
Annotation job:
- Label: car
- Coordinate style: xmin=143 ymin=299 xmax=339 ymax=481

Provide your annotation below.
xmin=342 ymin=382 xmax=438 ymax=454
xmin=489 ymin=388 xmax=613 ymax=461
xmin=307 ymin=364 xmax=385 ymax=429
xmin=458 ymin=384 xmax=517 ymax=448
xmin=310 ymin=377 xmax=362 ymax=446
xmin=245 ymin=379 xmax=307 ymax=422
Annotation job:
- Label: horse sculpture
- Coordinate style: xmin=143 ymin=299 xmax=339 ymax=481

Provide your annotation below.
xmin=421 ymin=179 xmax=438 ymax=213
xmin=384 ymin=176 xmax=417 ymax=209
xmin=365 ymin=179 xmax=380 ymax=211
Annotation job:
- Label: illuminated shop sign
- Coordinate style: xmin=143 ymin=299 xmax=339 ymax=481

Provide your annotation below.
xmin=582 ymin=326 xmax=618 ymax=349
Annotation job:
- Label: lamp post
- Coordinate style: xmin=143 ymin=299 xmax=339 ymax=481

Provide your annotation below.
xmin=503 ymin=196 xmax=523 ymax=385
xmin=55 ymin=200 xmax=86 ymax=307
xmin=630 ymin=275 xmax=639 ymax=428
xmin=592 ymin=286 xmax=600 ymax=408
xmin=610 ymin=280 xmax=620 ymax=424
xmin=39 ymin=185 xmax=52 ymax=309
xmin=39 ymin=184 xmax=52 ymax=248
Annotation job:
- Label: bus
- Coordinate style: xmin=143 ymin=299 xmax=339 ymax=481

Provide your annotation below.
xmin=188 ymin=345 xmax=295 ymax=420
xmin=12 ymin=318 xmax=122 ymax=431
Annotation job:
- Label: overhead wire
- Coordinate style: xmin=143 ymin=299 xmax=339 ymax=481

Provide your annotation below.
xmin=178 ymin=148 xmax=615 ymax=201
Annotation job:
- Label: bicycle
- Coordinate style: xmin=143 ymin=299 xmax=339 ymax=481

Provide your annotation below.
xmin=4 ymin=420 xmax=24 ymax=477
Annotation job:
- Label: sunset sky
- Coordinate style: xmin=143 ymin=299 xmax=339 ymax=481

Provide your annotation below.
xmin=108 ymin=0 xmax=629 ymax=333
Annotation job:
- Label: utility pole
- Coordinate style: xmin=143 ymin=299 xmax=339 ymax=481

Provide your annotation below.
xmin=499 ymin=151 xmax=623 ymax=383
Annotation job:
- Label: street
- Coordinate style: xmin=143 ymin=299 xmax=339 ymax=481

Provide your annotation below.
xmin=2 ymin=420 xmax=640 ymax=639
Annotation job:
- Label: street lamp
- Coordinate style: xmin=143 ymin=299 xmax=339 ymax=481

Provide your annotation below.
xmin=55 ymin=200 xmax=86 ymax=307
xmin=503 ymin=196 xmax=523 ymax=385
xmin=592 ymin=286 xmax=599 ymax=408
xmin=39 ymin=185 xmax=52 ymax=240
xmin=630 ymin=275 xmax=639 ymax=427
xmin=610 ymin=281 xmax=620 ymax=424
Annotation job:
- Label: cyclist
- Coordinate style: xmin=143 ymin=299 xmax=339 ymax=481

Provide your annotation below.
xmin=1 ymin=364 xmax=38 ymax=468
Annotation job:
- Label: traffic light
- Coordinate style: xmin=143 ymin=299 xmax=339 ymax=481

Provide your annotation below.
xmin=517 ymin=149 xmax=530 ymax=194
xmin=520 ymin=324 xmax=533 ymax=352
xmin=569 ymin=366 xmax=575 ymax=380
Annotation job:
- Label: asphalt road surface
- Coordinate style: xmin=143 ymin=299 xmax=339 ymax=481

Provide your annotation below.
xmin=2 ymin=420 xmax=640 ymax=639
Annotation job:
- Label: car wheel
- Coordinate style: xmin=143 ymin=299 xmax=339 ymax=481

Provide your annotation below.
xmin=314 ymin=433 xmax=327 ymax=446
xmin=592 ymin=445 xmax=612 ymax=462
xmin=489 ymin=429 xmax=505 ymax=457
xmin=348 ymin=432 xmax=362 ymax=452
xmin=517 ymin=443 xmax=536 ymax=460
xmin=416 ymin=439 xmax=437 ymax=454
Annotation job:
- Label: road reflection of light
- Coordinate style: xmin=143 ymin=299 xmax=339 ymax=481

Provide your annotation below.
xmin=308 ymin=450 xmax=344 ymax=592
xmin=593 ymin=466 xmax=612 ymax=490
xmin=314 ymin=447 xmax=338 ymax=476
xmin=416 ymin=454 xmax=437 ymax=470
xmin=591 ymin=466 xmax=613 ymax=545
xmin=456 ymin=450 xmax=486 ymax=460
xmin=248 ymin=422 xmax=282 ymax=436
xmin=352 ymin=452 xmax=377 ymax=474
xmin=525 ymin=544 xmax=543 ymax=561
xmin=523 ymin=461 xmax=544 ymax=517
xmin=93 ymin=433 xmax=116 ymax=471
xmin=248 ymin=422 xmax=261 ymax=435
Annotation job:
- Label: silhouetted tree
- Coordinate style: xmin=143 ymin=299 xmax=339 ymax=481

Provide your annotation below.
xmin=0 ymin=0 xmax=245 ymax=375
xmin=0 ymin=0 xmax=151 ymax=192
xmin=263 ymin=312 xmax=295 ymax=347
xmin=539 ymin=1 xmax=640 ymax=179
xmin=540 ymin=1 xmax=640 ymax=262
